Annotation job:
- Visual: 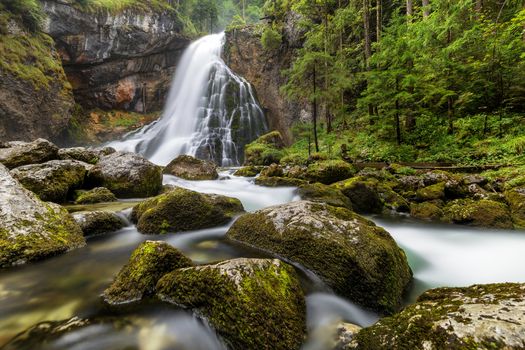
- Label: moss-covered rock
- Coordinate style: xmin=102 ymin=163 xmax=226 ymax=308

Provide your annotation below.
xmin=86 ymin=151 xmax=162 ymax=198
xmin=378 ymin=185 xmax=410 ymax=213
xmin=233 ymin=165 xmax=263 ymax=177
xmin=58 ymin=147 xmax=100 ymax=164
xmin=297 ymin=183 xmax=353 ymax=210
xmin=103 ymin=241 xmax=192 ymax=305
xmin=10 ymin=160 xmax=87 ymax=203
xmin=255 ymin=176 xmax=307 ymax=187
xmin=0 ymin=164 xmax=85 ymax=268
xmin=132 ymin=187 xmax=244 ymax=234
xmin=74 ymin=187 xmax=117 ymax=204
xmin=332 ymin=177 xmax=384 ymax=214
xmin=156 ymin=258 xmax=306 ymax=349
xmin=244 ymin=131 xmax=285 ymax=166
xmin=226 ymin=201 xmax=412 ymax=313
xmin=442 ymin=198 xmax=513 ymax=229
xmin=260 ymin=163 xmax=284 ymax=177
xmin=72 ymin=211 xmax=124 ymax=237
xmin=0 ymin=139 xmax=59 ymax=169
xmin=504 ymin=187 xmax=525 ymax=228
xmin=163 ymin=155 xmax=218 ymax=180
xmin=304 ymin=160 xmax=357 ymax=185
xmin=410 ymin=201 xmax=444 ymax=221
xmin=416 ymin=182 xmax=446 ymax=202
xmin=350 ymin=283 xmax=525 ymax=350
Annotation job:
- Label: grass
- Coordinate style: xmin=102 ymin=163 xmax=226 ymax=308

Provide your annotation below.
xmin=73 ymin=0 xmax=174 ymax=14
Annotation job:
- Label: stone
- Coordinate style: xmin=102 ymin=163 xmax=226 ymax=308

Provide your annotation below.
xmin=244 ymin=131 xmax=285 ymax=166
xmin=304 ymin=160 xmax=356 ymax=185
xmin=504 ymin=187 xmax=525 ymax=228
xmin=74 ymin=187 xmax=117 ymax=204
xmin=0 ymin=139 xmax=58 ymax=169
xmin=410 ymin=201 xmax=444 ymax=221
xmin=163 ymin=155 xmax=219 ymax=180
xmin=416 ymin=182 xmax=446 ymax=202
xmin=58 ymin=147 xmax=100 ymax=164
xmin=102 ymin=241 xmax=192 ymax=305
xmin=260 ymin=163 xmax=284 ymax=177
xmin=350 ymin=283 xmax=525 ymax=350
xmin=72 ymin=211 xmax=124 ymax=237
xmin=255 ymin=176 xmax=306 ymax=187
xmin=132 ymin=187 xmax=244 ymax=234
xmin=443 ymin=198 xmax=513 ymax=229
xmin=0 ymin=164 xmax=85 ymax=268
xmin=10 ymin=160 xmax=87 ymax=203
xmin=233 ymin=165 xmax=263 ymax=177
xmin=227 ymin=201 xmax=412 ymax=313
xmin=86 ymin=151 xmax=162 ymax=198
xmin=297 ymin=182 xmax=353 ymax=210
xmin=332 ymin=177 xmax=384 ymax=214
xmin=157 ymin=258 xmax=306 ymax=350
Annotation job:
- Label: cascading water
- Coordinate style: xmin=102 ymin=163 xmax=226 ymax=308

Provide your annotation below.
xmin=108 ymin=32 xmax=268 ymax=166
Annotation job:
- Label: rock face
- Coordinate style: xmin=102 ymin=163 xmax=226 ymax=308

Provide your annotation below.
xmin=156 ymin=258 xmax=306 ymax=350
xmin=87 ymin=151 xmax=162 ymax=198
xmin=163 ymin=155 xmax=219 ymax=180
xmin=0 ymin=164 xmax=85 ymax=268
xmin=0 ymin=139 xmax=59 ymax=169
xmin=350 ymin=283 xmax=525 ymax=350
xmin=41 ymin=1 xmax=190 ymax=113
xmin=103 ymin=241 xmax=192 ymax=305
xmin=10 ymin=160 xmax=87 ymax=203
xmin=227 ymin=201 xmax=412 ymax=313
xmin=132 ymin=187 xmax=244 ymax=234
xmin=72 ymin=211 xmax=124 ymax=237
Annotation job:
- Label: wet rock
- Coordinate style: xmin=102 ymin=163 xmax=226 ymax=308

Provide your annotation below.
xmin=227 ymin=201 xmax=412 ymax=313
xmin=504 ymin=187 xmax=525 ymax=228
xmin=87 ymin=151 xmax=162 ymax=198
xmin=255 ymin=176 xmax=306 ymax=187
xmin=58 ymin=147 xmax=100 ymax=164
xmin=74 ymin=187 xmax=117 ymax=204
xmin=410 ymin=201 xmax=444 ymax=221
xmin=304 ymin=160 xmax=356 ymax=185
xmin=443 ymin=198 xmax=513 ymax=229
xmin=72 ymin=211 xmax=124 ymax=237
xmin=297 ymin=183 xmax=353 ymax=210
xmin=332 ymin=177 xmax=383 ymax=214
xmin=157 ymin=258 xmax=306 ymax=350
xmin=0 ymin=139 xmax=58 ymax=169
xmin=132 ymin=187 xmax=244 ymax=234
xmin=350 ymin=283 xmax=525 ymax=350
xmin=233 ymin=165 xmax=263 ymax=177
xmin=10 ymin=160 xmax=87 ymax=203
xmin=0 ymin=164 xmax=85 ymax=268
xmin=103 ymin=241 xmax=192 ymax=305
xmin=163 ymin=155 xmax=218 ymax=180
xmin=416 ymin=182 xmax=446 ymax=202
xmin=334 ymin=323 xmax=362 ymax=350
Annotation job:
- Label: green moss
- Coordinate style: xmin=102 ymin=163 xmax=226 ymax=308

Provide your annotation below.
xmin=410 ymin=201 xmax=444 ymax=221
xmin=233 ymin=166 xmax=263 ymax=177
xmin=156 ymin=259 xmax=306 ymax=350
xmin=73 ymin=0 xmax=174 ymax=14
xmin=442 ymin=198 xmax=513 ymax=229
xmin=504 ymin=188 xmax=525 ymax=228
xmin=332 ymin=177 xmax=384 ymax=213
xmin=255 ymin=176 xmax=306 ymax=187
xmin=416 ymin=182 xmax=446 ymax=202
xmin=297 ymin=183 xmax=353 ymax=210
xmin=303 ymin=160 xmax=356 ymax=185
xmin=74 ymin=187 xmax=117 ymax=204
xmin=244 ymin=131 xmax=285 ymax=166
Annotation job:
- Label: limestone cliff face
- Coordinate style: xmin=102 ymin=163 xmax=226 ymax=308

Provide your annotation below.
xmin=223 ymin=18 xmax=308 ymax=144
xmin=41 ymin=0 xmax=191 ymax=113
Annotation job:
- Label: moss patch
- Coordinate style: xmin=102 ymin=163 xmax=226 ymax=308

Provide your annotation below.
xmin=442 ymin=198 xmax=513 ymax=229
xmin=74 ymin=187 xmax=117 ymax=205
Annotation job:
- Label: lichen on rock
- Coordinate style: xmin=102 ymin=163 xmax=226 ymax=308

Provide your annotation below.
xmin=74 ymin=187 xmax=117 ymax=204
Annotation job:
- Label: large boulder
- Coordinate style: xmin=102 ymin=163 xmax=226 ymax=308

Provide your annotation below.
xmin=0 ymin=139 xmax=58 ymax=169
xmin=58 ymin=147 xmax=101 ymax=164
xmin=74 ymin=187 xmax=117 ymax=204
xmin=410 ymin=201 xmax=444 ymax=221
xmin=227 ymin=201 xmax=412 ymax=313
xmin=297 ymin=183 xmax=353 ymax=210
xmin=86 ymin=151 xmax=162 ymax=198
xmin=132 ymin=187 xmax=244 ymax=234
xmin=303 ymin=160 xmax=356 ymax=185
xmin=102 ymin=241 xmax=192 ymax=305
xmin=72 ymin=211 xmax=124 ymax=237
xmin=244 ymin=131 xmax=285 ymax=166
xmin=505 ymin=187 xmax=525 ymax=228
xmin=332 ymin=177 xmax=384 ymax=214
xmin=0 ymin=164 xmax=85 ymax=268
xmin=443 ymin=199 xmax=513 ymax=229
xmin=416 ymin=182 xmax=446 ymax=202
xmin=157 ymin=258 xmax=306 ymax=349
xmin=10 ymin=160 xmax=87 ymax=203
xmin=234 ymin=165 xmax=263 ymax=177
xmin=350 ymin=283 xmax=525 ymax=349
xmin=163 ymin=155 xmax=218 ymax=180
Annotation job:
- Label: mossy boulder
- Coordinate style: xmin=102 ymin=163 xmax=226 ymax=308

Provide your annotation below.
xmin=244 ymin=131 xmax=285 ymax=166
xmin=102 ymin=241 xmax=192 ymax=305
xmin=74 ymin=187 xmax=117 ymax=204
xmin=350 ymin=283 xmax=525 ymax=350
xmin=0 ymin=139 xmax=59 ymax=169
xmin=72 ymin=211 xmax=124 ymax=237
xmin=226 ymin=201 xmax=412 ymax=313
xmin=297 ymin=183 xmax=353 ymax=210
xmin=442 ymin=198 xmax=513 ymax=229
xmin=416 ymin=182 xmax=446 ymax=202
xmin=304 ymin=160 xmax=356 ymax=185
xmin=378 ymin=185 xmax=410 ymax=213
xmin=422 ymin=170 xmax=456 ymax=186
xmin=156 ymin=258 xmax=306 ymax=349
xmin=163 ymin=155 xmax=218 ymax=180
xmin=234 ymin=165 xmax=263 ymax=177
xmin=332 ymin=177 xmax=383 ymax=214
xmin=131 ymin=187 xmax=244 ymax=234
xmin=504 ymin=187 xmax=525 ymax=228
xmin=410 ymin=201 xmax=444 ymax=221
xmin=10 ymin=160 xmax=87 ymax=203
xmin=255 ymin=176 xmax=307 ymax=187
xmin=0 ymin=164 xmax=85 ymax=268
xmin=86 ymin=151 xmax=162 ymax=198
xmin=58 ymin=147 xmax=100 ymax=164
xmin=260 ymin=163 xmax=284 ymax=177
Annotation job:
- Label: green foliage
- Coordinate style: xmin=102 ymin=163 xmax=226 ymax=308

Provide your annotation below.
xmin=0 ymin=0 xmax=44 ymax=32
xmin=261 ymin=25 xmax=282 ymax=50
xmin=72 ymin=0 xmax=174 ymax=13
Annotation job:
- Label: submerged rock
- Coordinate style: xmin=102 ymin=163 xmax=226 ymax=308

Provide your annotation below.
xmin=132 ymin=187 xmax=244 ymax=234
xmin=86 ymin=151 xmax=162 ymax=198
xmin=72 ymin=211 xmax=124 ymax=237
xmin=443 ymin=198 xmax=513 ymax=229
xmin=103 ymin=241 xmax=192 ymax=305
xmin=227 ymin=201 xmax=412 ymax=313
xmin=10 ymin=160 xmax=87 ymax=203
xmin=156 ymin=258 xmax=306 ymax=350
xmin=163 ymin=155 xmax=219 ymax=180
xmin=0 ymin=164 xmax=85 ymax=268
xmin=0 ymin=139 xmax=58 ymax=169
xmin=350 ymin=283 xmax=525 ymax=349
xmin=74 ymin=187 xmax=117 ymax=204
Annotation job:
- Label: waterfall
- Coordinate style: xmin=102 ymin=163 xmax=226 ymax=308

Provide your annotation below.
xmin=108 ymin=32 xmax=268 ymax=166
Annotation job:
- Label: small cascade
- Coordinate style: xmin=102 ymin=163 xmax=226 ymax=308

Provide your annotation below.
xmin=108 ymin=32 xmax=267 ymax=166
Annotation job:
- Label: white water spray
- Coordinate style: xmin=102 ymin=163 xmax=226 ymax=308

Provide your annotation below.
xmin=108 ymin=33 xmax=267 ymax=166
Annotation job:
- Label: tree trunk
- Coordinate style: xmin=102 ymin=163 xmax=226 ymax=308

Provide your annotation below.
xmin=406 ymin=0 xmax=413 ymax=17
xmin=313 ymin=66 xmax=320 ymax=153
xmin=422 ymin=0 xmax=430 ymax=17
xmin=376 ymin=0 xmax=382 ymax=41
xmin=447 ymin=96 xmax=454 ymax=135
xmin=363 ymin=0 xmax=372 ymax=67
xmin=324 ymin=10 xmax=332 ymax=133
xmin=475 ymin=0 xmax=482 ymax=13
xmin=395 ymin=77 xmax=402 ymax=145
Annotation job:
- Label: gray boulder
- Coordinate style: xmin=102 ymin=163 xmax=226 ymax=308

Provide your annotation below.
xmin=72 ymin=211 xmax=124 ymax=237
xmin=0 ymin=139 xmax=58 ymax=169
xmin=163 ymin=155 xmax=219 ymax=180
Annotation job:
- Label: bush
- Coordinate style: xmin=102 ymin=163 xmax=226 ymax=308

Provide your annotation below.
xmin=261 ymin=26 xmax=282 ymax=51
